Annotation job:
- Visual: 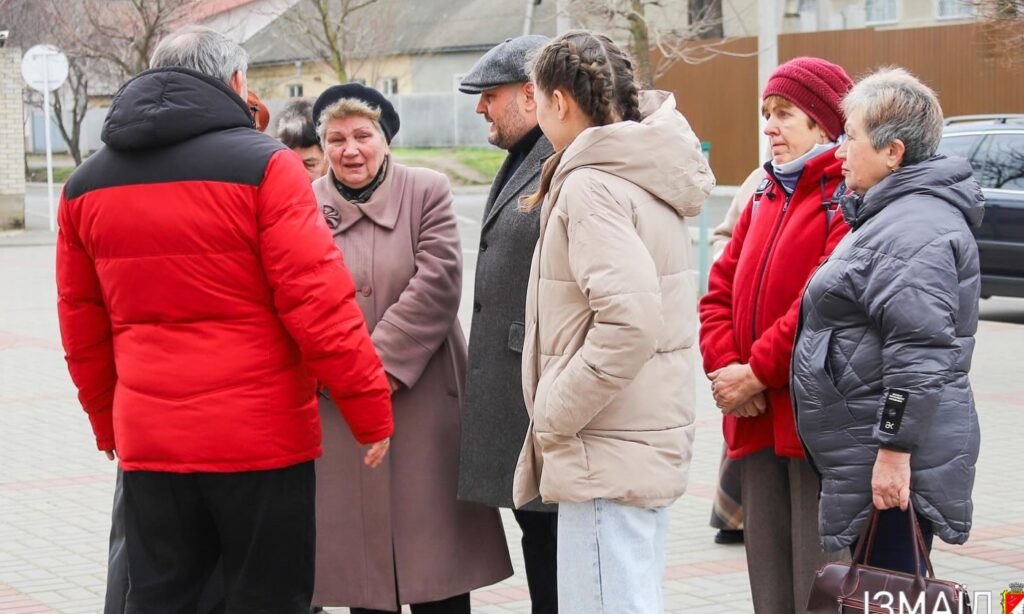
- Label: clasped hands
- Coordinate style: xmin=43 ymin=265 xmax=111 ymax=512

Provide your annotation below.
xmin=709 ymin=362 xmax=768 ymax=418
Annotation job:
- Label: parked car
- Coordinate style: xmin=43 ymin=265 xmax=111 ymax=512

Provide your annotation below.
xmin=937 ymin=114 xmax=1024 ymax=299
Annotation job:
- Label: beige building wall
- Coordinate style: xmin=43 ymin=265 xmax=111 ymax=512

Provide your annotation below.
xmin=0 ymin=48 xmax=26 ymax=229
xmin=247 ymin=54 xmax=413 ymax=100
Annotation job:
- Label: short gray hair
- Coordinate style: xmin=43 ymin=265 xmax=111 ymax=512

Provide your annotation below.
xmin=150 ymin=25 xmax=248 ymax=86
xmin=842 ymin=67 xmax=943 ymax=166
xmin=316 ymin=98 xmax=384 ymax=143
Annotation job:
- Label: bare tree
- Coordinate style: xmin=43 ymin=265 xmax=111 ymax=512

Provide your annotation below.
xmin=971 ymin=0 xmax=1023 ymax=65
xmin=51 ymin=60 xmax=92 ymax=165
xmin=568 ymin=0 xmax=751 ymax=88
xmin=269 ymin=0 xmax=382 ymax=84
xmin=50 ymin=0 xmax=197 ymax=81
xmin=1 ymin=0 xmax=93 ymax=165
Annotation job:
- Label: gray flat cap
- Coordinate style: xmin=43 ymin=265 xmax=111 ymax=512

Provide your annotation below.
xmin=458 ymin=35 xmax=550 ymax=94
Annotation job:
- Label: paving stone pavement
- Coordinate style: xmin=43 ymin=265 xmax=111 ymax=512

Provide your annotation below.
xmin=2 ymin=233 xmax=1023 ymax=613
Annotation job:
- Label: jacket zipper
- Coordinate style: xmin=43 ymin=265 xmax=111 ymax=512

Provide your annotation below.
xmin=750 ymin=191 xmax=792 ymax=341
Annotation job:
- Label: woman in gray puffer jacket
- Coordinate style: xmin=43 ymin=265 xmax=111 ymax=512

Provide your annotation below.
xmin=791 ymin=67 xmax=983 ymax=573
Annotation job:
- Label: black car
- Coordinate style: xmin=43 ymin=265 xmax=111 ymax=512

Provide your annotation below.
xmin=937 ymin=114 xmax=1024 ymax=299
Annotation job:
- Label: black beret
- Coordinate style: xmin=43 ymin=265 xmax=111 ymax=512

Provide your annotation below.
xmin=312 ymin=82 xmax=400 ymax=143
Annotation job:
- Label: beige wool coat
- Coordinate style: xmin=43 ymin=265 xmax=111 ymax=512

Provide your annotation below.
xmin=312 ymin=162 xmax=512 ymax=609
xmin=513 ymin=91 xmax=716 ymax=510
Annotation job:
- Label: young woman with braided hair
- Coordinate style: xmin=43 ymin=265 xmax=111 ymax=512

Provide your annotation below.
xmin=512 ymin=31 xmax=715 ymax=612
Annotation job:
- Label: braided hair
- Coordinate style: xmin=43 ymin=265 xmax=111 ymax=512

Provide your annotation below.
xmin=522 ymin=31 xmax=641 ymax=211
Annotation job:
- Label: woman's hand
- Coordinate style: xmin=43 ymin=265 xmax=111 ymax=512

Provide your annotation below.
xmin=710 ymin=363 xmax=767 ymax=413
xmin=727 ymin=392 xmax=767 ymax=418
xmin=364 ymin=438 xmax=390 ymax=468
xmin=871 ymin=448 xmax=911 ymax=510
xmin=386 ymin=374 xmax=400 ymax=394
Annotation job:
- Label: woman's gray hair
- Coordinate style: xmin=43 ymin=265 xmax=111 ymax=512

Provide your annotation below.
xmin=842 ymin=67 xmax=943 ymax=166
xmin=150 ymin=25 xmax=248 ymax=86
xmin=316 ymin=98 xmax=384 ymax=143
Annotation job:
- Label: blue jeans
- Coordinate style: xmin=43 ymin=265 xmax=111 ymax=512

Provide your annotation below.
xmin=557 ymin=499 xmax=668 ymax=614
xmin=849 ymin=508 xmax=935 ymax=574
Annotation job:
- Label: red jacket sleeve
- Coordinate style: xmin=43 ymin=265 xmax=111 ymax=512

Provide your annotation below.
xmin=748 ymin=211 xmax=851 ymax=389
xmin=698 ymin=196 xmax=754 ymax=375
xmin=257 ymin=150 xmax=393 ymax=444
xmin=56 ymin=193 xmax=117 ymax=451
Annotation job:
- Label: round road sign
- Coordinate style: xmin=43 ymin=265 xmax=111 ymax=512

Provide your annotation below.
xmin=21 ymin=44 xmax=69 ymax=93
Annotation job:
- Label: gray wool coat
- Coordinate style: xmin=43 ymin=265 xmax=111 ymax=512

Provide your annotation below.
xmin=792 ymin=155 xmax=984 ymax=552
xmin=457 ymin=132 xmax=556 ymax=511
xmin=311 ymin=163 xmax=512 ymax=609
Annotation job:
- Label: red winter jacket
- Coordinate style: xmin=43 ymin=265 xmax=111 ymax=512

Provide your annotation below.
xmin=699 ymin=150 xmax=848 ymax=459
xmin=56 ymin=68 xmax=393 ymax=472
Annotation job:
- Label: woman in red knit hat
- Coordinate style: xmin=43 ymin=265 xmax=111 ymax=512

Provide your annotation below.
xmin=699 ymin=56 xmax=854 ymax=613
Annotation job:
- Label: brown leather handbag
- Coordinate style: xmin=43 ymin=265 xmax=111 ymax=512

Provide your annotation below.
xmin=806 ymin=502 xmax=972 ymax=613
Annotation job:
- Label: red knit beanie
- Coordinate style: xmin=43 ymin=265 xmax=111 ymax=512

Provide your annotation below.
xmin=762 ymin=57 xmax=854 ymax=141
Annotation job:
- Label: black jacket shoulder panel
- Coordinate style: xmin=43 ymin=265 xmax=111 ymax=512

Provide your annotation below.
xmin=64 ymin=128 xmax=286 ymax=201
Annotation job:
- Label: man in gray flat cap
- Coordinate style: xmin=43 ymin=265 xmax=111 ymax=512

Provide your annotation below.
xmin=456 ymin=34 xmax=557 ymax=614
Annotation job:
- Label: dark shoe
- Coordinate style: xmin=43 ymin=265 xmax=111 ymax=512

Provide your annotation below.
xmin=714 ymin=529 xmax=744 ymax=544
xmin=311 ymin=608 xmax=324 ymax=613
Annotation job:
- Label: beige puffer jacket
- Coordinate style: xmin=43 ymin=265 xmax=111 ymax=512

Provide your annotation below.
xmin=513 ymin=91 xmax=715 ymax=509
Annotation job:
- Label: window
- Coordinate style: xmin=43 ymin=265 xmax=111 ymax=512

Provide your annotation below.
xmin=865 ymin=0 xmax=898 ymax=23
xmin=380 ymin=77 xmax=398 ymax=96
xmin=972 ymin=133 xmax=1024 ymax=191
xmin=288 ymin=84 xmax=303 ymax=97
xmin=936 ymin=134 xmax=981 ymax=160
xmin=937 ymin=0 xmax=973 ymax=18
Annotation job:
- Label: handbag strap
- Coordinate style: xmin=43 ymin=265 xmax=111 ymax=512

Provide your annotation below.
xmin=850 ymin=500 xmax=936 ymax=582
xmin=907 ymin=501 xmax=936 ymax=579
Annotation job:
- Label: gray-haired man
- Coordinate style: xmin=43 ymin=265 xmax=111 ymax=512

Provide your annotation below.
xmin=58 ymin=25 xmax=392 ymax=613
xmin=456 ymin=35 xmax=558 ymax=614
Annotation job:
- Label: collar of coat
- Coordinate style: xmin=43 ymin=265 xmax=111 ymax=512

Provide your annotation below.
xmin=317 ymin=161 xmax=400 ymax=234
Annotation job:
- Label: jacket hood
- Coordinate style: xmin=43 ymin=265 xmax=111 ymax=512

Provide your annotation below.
xmin=841 ymin=155 xmax=985 ymax=230
xmin=549 ymin=90 xmax=715 ymax=216
xmin=102 ymin=67 xmax=255 ymax=150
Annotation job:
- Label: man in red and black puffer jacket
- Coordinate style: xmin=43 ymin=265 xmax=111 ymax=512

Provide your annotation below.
xmin=56 ymin=25 xmax=392 ymax=613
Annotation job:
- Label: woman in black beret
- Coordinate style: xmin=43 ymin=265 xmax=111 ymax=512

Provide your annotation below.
xmin=309 ymin=83 xmax=513 ymax=614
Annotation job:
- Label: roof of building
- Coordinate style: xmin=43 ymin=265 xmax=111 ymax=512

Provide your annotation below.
xmin=243 ymin=0 xmax=557 ymax=66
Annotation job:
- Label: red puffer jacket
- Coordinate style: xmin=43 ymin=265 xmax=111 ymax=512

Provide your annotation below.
xmin=56 ymin=68 xmax=393 ymax=472
xmin=699 ymin=150 xmax=848 ymax=460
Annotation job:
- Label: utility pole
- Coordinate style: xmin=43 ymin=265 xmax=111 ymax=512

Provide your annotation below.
xmin=556 ymin=0 xmax=572 ymax=34
xmin=524 ymin=0 xmax=536 ymax=35
xmin=758 ymin=0 xmax=780 ymax=165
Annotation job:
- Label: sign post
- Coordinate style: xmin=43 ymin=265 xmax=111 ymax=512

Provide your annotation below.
xmin=21 ymin=45 xmax=69 ymax=232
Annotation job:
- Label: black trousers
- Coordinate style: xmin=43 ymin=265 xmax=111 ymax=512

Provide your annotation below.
xmin=105 ymin=469 xmax=225 ymax=614
xmin=121 ymin=462 xmax=315 ymax=614
xmin=350 ymin=592 xmax=470 ymax=613
xmin=512 ymin=509 xmax=558 ymax=614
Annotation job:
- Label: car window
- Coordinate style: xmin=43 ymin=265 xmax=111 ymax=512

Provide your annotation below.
xmin=973 ymin=133 xmax=1024 ymax=191
xmin=937 ymin=134 xmax=979 ymax=161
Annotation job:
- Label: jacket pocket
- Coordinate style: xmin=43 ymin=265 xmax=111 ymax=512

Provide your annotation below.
xmin=508 ymin=321 xmax=526 ymax=354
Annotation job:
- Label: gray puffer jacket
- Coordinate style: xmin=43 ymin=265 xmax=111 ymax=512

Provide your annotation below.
xmin=792 ymin=155 xmax=984 ymax=552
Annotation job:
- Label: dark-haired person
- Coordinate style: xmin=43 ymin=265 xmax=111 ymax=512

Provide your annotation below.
xmin=512 ymin=30 xmax=714 ymax=612
xmin=309 ymin=83 xmax=512 ymax=614
xmin=275 ymin=97 xmax=325 ymax=182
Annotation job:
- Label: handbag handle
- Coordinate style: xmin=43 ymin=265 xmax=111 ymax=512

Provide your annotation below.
xmin=842 ymin=499 xmax=936 ymax=596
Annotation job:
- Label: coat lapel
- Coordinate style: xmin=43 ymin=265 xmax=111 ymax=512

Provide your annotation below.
xmin=481 ymin=136 xmax=554 ymax=230
xmin=315 ymin=166 xmax=399 ymax=235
